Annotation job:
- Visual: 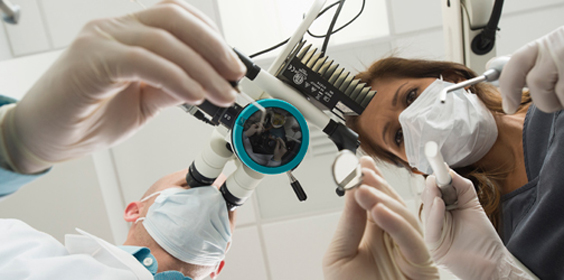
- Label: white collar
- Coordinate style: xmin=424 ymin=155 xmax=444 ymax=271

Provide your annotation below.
xmin=65 ymin=228 xmax=153 ymax=280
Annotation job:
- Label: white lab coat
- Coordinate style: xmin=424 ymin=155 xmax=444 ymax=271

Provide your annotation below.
xmin=0 ymin=219 xmax=153 ymax=280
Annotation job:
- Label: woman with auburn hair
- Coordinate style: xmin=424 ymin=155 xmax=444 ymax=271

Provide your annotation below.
xmin=348 ymin=57 xmax=531 ymax=230
xmin=323 ymin=26 xmax=564 ymax=280
xmin=338 ymin=53 xmax=564 ymax=279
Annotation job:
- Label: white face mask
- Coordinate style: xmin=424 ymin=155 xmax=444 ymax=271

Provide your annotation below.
xmin=136 ymin=186 xmax=231 ymax=266
xmin=398 ymin=79 xmax=498 ymax=174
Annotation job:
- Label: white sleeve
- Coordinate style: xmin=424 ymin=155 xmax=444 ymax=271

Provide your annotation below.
xmin=0 ymin=219 xmax=140 ymax=280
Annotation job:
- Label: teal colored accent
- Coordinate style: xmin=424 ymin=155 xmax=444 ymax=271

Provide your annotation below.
xmin=0 ymin=167 xmax=49 ymax=197
xmin=0 ymin=95 xmax=17 ymax=107
xmin=154 ymin=271 xmax=193 ymax=280
xmin=118 ymin=246 xmax=158 ymax=275
xmin=119 ymin=246 xmax=193 ymax=279
xmin=232 ymin=99 xmax=309 ymax=175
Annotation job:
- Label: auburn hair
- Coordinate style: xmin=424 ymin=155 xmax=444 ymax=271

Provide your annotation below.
xmin=347 ymin=57 xmax=531 ymax=230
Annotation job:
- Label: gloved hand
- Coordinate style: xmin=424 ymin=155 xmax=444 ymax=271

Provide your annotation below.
xmin=0 ymin=0 xmax=245 ymax=174
xmin=323 ymin=156 xmax=439 ymax=280
xmin=422 ymin=169 xmax=538 ymax=279
xmin=499 ymin=26 xmax=564 ymax=114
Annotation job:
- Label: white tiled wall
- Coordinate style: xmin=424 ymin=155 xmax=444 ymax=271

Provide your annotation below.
xmin=0 ymin=23 xmax=12 ymax=60
xmin=261 ymin=212 xmax=341 ymax=280
xmin=0 ymin=156 xmax=114 ymax=244
xmin=389 ymin=0 xmax=442 ymax=34
xmin=1 ymin=1 xmax=564 ymax=280
xmin=3 ymin=0 xmax=51 ymax=56
xmin=497 ymin=4 xmax=564 ymax=55
xmin=213 ymin=226 xmax=270 ymax=280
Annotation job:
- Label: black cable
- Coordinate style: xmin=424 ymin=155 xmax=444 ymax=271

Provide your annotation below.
xmin=249 ymin=38 xmax=289 ymax=58
xmin=471 ymin=0 xmax=504 ymax=55
xmin=320 ymin=0 xmax=345 ymax=56
xmin=249 ymin=1 xmax=340 ymax=58
xmin=248 ymin=0 xmax=365 ymax=58
xmin=308 ymin=0 xmax=365 ymax=38
xmin=317 ymin=1 xmax=341 ymax=17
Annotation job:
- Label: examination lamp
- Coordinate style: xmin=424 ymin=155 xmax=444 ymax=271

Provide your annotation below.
xmin=0 ymin=0 xmax=20 ymax=24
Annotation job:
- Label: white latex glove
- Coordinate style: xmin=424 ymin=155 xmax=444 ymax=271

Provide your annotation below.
xmin=499 ymin=26 xmax=564 ymax=114
xmin=422 ymin=169 xmax=538 ymax=280
xmin=0 ymin=0 xmax=245 ymax=174
xmin=323 ymin=157 xmax=439 ymax=280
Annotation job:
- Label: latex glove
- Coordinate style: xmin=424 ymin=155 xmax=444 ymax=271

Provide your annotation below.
xmin=323 ymin=156 xmax=439 ymax=280
xmin=499 ymin=26 xmax=564 ymax=114
xmin=422 ymin=170 xmax=538 ymax=280
xmin=0 ymin=0 xmax=245 ymax=174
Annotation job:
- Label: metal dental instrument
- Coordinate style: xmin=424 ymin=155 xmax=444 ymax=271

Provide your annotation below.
xmin=0 ymin=0 xmax=20 ymax=24
xmin=425 ymin=141 xmax=457 ymax=208
xmin=440 ymin=56 xmax=510 ymax=103
xmin=238 ymin=91 xmax=266 ymax=127
xmin=332 ymin=150 xmax=363 ymax=195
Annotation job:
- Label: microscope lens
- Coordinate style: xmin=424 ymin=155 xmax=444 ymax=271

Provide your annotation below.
xmin=242 ymin=107 xmax=303 ymax=167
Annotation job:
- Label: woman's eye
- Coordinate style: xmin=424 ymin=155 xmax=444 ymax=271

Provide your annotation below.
xmin=394 ymin=128 xmax=403 ymax=147
xmin=406 ymin=89 xmax=417 ymax=105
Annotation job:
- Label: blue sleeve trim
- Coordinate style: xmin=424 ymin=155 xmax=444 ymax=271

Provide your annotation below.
xmin=0 ymin=94 xmax=35 ymax=197
xmin=0 ymin=95 xmax=17 ymax=107
xmin=118 ymin=245 xmax=158 ymax=274
xmin=0 ymin=167 xmax=48 ymax=197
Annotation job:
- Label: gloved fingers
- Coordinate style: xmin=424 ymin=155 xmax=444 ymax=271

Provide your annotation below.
xmin=134 ymin=3 xmax=245 ymax=82
xmin=369 ymin=201 xmax=430 ymax=265
xmin=526 ymin=41 xmax=562 ymax=112
xmin=108 ymin=20 xmax=238 ymax=107
xmin=355 ymin=185 xmax=422 ymax=237
xmin=140 ymin=83 xmax=186 ymax=113
xmin=423 ymin=196 xmax=446 ymax=246
xmin=156 ymin=0 xmax=220 ymax=32
xmin=103 ymin=82 xmax=183 ymax=123
xmin=359 ymin=156 xmax=403 ymax=203
xmin=99 ymin=40 xmax=207 ymax=105
xmin=448 ymin=169 xmax=480 ymax=207
xmin=421 ymin=176 xmax=441 ymax=223
xmin=499 ymin=42 xmax=538 ymax=114
xmin=325 ymin=187 xmax=367 ymax=262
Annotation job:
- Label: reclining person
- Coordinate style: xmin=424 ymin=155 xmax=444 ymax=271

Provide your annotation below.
xmin=0 ymin=169 xmax=235 ymax=280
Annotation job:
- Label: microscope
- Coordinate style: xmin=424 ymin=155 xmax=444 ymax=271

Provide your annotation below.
xmin=182 ymin=0 xmax=378 ymax=210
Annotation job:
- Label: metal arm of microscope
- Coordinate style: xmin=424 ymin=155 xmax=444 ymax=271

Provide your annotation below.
xmin=442 ymin=0 xmax=503 ymax=73
xmin=184 ymin=124 xmax=265 ymax=211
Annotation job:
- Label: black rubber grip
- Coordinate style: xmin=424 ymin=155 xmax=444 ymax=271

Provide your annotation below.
xmin=185 ymin=162 xmax=217 ymax=188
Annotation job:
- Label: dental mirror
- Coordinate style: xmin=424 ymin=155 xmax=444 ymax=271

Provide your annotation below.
xmin=332 ymin=150 xmax=363 ymax=193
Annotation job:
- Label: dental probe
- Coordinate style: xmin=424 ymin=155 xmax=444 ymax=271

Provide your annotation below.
xmin=440 ymin=56 xmax=510 ymax=103
xmin=425 ymin=141 xmax=457 ymax=207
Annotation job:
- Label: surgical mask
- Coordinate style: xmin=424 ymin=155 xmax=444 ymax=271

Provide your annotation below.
xmin=398 ymin=79 xmax=498 ymax=174
xmin=154 ymin=271 xmax=193 ymax=280
xmin=136 ymin=186 xmax=231 ymax=266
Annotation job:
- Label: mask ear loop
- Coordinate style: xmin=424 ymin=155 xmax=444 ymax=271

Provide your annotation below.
xmin=135 ymin=190 xmax=164 ymax=224
xmin=140 ymin=190 xmax=162 ymax=203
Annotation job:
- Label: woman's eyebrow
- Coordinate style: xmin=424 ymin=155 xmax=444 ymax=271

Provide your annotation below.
xmin=392 ymin=82 xmax=408 ymax=106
